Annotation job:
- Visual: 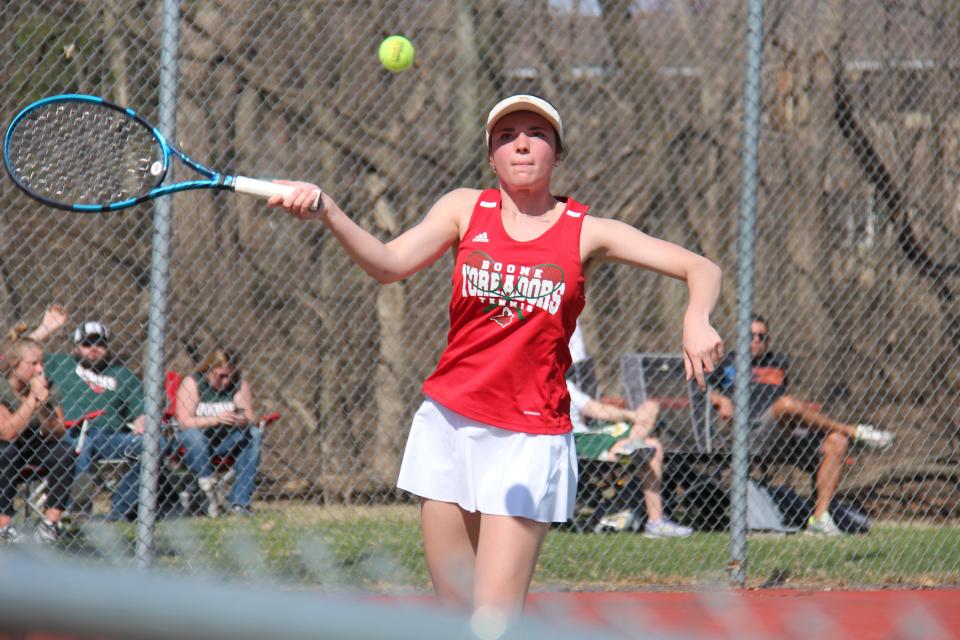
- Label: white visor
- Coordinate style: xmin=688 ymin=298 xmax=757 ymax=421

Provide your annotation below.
xmin=485 ymin=95 xmax=563 ymax=148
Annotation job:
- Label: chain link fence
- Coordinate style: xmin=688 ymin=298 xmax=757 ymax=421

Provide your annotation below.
xmin=0 ymin=0 xmax=958 ymax=591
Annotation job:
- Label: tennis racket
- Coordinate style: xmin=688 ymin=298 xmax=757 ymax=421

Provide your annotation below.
xmin=3 ymin=93 xmax=320 ymax=212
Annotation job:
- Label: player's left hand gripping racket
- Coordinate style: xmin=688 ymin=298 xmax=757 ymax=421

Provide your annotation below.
xmin=3 ymin=93 xmax=320 ymax=212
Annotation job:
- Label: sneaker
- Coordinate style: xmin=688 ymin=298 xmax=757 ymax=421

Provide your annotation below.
xmin=0 ymin=523 xmax=24 ymax=544
xmin=806 ymin=512 xmax=842 ymax=536
xmin=854 ymin=424 xmax=894 ymax=450
xmin=644 ymin=518 xmax=693 ymax=539
xmin=614 ymin=440 xmax=656 ymax=462
xmin=228 ymin=504 xmax=254 ymax=517
xmin=595 ymin=509 xmax=635 ymax=533
xmin=197 ymin=476 xmax=219 ymax=518
xmin=33 ymin=519 xmax=61 ymax=544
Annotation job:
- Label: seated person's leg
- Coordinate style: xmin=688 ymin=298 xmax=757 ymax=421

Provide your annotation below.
xmin=64 ymin=427 xmax=108 ymax=515
xmin=812 ymin=432 xmax=849 ymax=520
xmin=176 ymin=428 xmax=214 ymax=479
xmin=218 ymin=426 xmax=263 ymax=511
xmin=107 ymin=463 xmax=141 ymax=521
xmin=37 ymin=437 xmax=76 ymax=523
xmin=637 ymin=437 xmax=692 ymax=538
xmin=96 ymin=430 xmax=140 ymax=461
xmin=770 ymin=395 xmax=855 ymax=439
xmin=608 ymin=400 xmax=659 ymax=457
xmin=757 ymin=426 xmax=845 ymax=536
xmin=638 ymin=437 xmax=665 ymax=521
xmin=0 ymin=441 xmax=22 ymax=537
xmin=177 ymin=428 xmax=220 ymax=515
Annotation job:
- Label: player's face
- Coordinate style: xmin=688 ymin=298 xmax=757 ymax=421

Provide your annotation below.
xmin=208 ymin=366 xmax=236 ymax=391
xmin=13 ymin=345 xmax=44 ymax=385
xmin=750 ymin=320 xmax=769 ymax=358
xmin=488 ymin=111 xmax=558 ymax=190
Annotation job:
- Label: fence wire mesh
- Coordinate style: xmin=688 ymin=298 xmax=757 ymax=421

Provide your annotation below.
xmin=0 ymin=0 xmax=958 ymax=593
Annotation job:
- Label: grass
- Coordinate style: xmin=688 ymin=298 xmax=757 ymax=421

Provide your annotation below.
xmin=67 ymin=503 xmax=960 ymax=591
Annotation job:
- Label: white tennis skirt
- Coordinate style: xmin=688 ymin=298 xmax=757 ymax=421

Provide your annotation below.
xmin=396 ymin=398 xmax=578 ymax=523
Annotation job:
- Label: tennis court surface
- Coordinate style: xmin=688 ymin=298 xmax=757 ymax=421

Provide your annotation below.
xmin=522 ymin=589 xmax=960 ymax=638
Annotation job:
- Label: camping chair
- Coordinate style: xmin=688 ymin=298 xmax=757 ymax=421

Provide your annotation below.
xmin=161 ymin=371 xmax=280 ymax=517
xmin=618 ymin=353 xmax=731 ymax=531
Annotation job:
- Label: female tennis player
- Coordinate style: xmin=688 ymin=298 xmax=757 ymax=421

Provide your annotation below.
xmin=270 ymin=94 xmax=724 ymax=621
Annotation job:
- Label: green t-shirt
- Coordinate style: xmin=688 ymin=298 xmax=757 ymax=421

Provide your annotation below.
xmin=44 ymin=352 xmax=144 ymax=431
xmin=0 ymin=376 xmax=62 ymax=438
xmin=191 ymin=372 xmax=239 ymax=419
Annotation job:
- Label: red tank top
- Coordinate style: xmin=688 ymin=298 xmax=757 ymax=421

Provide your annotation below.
xmin=422 ymin=188 xmax=587 ymax=435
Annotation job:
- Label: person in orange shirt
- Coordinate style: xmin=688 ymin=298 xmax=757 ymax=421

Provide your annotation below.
xmin=709 ymin=315 xmax=893 ymax=535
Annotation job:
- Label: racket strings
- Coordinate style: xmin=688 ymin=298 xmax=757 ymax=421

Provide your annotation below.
xmin=7 ymin=101 xmax=161 ymax=205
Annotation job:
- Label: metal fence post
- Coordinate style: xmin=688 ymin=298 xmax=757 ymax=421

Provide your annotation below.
xmin=135 ymin=0 xmax=179 ymax=569
xmin=729 ymin=0 xmax=765 ymax=588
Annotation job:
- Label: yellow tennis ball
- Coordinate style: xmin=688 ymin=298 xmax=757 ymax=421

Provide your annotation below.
xmin=378 ymin=35 xmax=415 ymax=72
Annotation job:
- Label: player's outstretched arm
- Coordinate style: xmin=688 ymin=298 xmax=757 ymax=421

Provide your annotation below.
xmin=269 ymin=182 xmax=473 ymax=284
xmin=582 ymin=216 xmax=724 ymax=388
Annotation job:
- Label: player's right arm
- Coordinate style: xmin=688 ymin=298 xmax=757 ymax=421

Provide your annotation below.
xmin=269 ymin=182 xmax=475 ymax=284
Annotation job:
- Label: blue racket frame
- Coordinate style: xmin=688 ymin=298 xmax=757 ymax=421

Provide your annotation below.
xmin=3 ymin=93 xmax=242 ymax=212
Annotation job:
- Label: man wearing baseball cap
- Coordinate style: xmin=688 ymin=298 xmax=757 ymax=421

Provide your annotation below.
xmin=44 ymin=319 xmax=146 ymax=521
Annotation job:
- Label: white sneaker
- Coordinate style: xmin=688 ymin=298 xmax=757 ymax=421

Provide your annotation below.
xmin=197 ymin=476 xmax=219 ymax=517
xmin=854 ymin=424 xmax=894 ymax=450
xmin=595 ymin=509 xmax=636 ymax=533
xmin=806 ymin=512 xmax=842 ymax=536
xmin=33 ymin=519 xmax=61 ymax=544
xmin=615 ymin=440 xmax=656 ymax=462
xmin=644 ymin=518 xmax=693 ymax=539
xmin=0 ymin=523 xmax=24 ymax=544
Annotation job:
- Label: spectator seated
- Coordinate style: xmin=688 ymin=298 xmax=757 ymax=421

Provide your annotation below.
xmin=162 ymin=366 xmax=278 ymax=518
xmin=567 ymin=355 xmax=689 ymax=537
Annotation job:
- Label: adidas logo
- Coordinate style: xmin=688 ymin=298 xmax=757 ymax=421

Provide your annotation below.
xmin=471 ymin=232 xmax=489 ymax=243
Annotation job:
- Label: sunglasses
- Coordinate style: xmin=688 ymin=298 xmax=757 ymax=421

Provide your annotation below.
xmin=751 ymin=332 xmax=768 ymax=341
xmin=79 ymin=338 xmax=108 ymax=347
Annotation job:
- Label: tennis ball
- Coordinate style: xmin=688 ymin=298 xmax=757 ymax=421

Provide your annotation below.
xmin=378 ymin=35 xmax=415 ymax=72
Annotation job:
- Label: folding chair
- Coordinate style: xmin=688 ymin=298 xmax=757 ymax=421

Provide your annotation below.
xmin=619 ymin=353 xmax=717 ymax=454
xmin=618 ymin=353 xmax=731 ymax=530
xmin=70 ymin=409 xmax=106 ymax=457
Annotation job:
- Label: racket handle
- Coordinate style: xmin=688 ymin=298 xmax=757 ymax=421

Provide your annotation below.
xmin=233 ymin=177 xmax=321 ymax=210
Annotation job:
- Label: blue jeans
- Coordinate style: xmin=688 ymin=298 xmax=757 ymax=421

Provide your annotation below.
xmin=62 ymin=427 xmax=142 ymax=519
xmin=176 ymin=426 xmax=262 ymax=507
xmin=63 ymin=428 xmax=139 ymax=474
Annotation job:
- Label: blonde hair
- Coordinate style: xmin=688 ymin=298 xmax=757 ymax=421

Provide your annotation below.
xmin=196 ymin=347 xmax=240 ymax=374
xmin=0 ymin=324 xmax=41 ymax=377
